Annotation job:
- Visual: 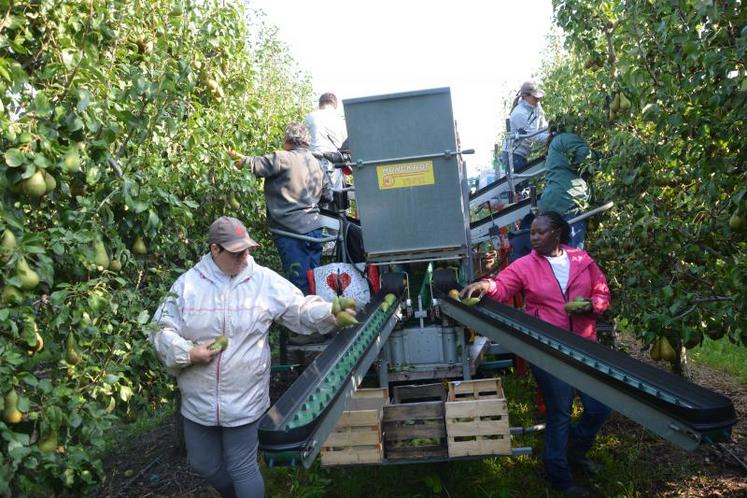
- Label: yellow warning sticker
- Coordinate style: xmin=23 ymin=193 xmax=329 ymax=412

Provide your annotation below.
xmin=376 ymin=160 xmax=435 ymax=190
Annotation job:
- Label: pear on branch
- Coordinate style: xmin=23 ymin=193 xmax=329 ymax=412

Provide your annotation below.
xmin=1 ymin=229 xmax=17 ymax=254
xmin=66 ymin=332 xmax=82 ymax=365
xmin=16 ymin=256 xmax=40 ymax=290
xmin=93 ymin=239 xmax=110 ymax=270
xmin=3 ymin=389 xmax=23 ymax=424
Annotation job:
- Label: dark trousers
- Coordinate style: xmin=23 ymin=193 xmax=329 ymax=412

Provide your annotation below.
xmin=502 ymin=151 xmax=528 ymax=171
xmin=272 ymin=228 xmax=323 ymax=295
xmin=531 ymin=365 xmax=610 ymax=490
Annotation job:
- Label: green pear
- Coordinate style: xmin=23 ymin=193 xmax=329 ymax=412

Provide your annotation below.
xmin=16 ymin=256 xmax=40 ymax=290
xmin=618 ymin=93 xmax=631 ymax=111
xmin=43 ymin=171 xmax=57 ymax=193
xmin=132 ymin=236 xmax=147 ymax=255
xmin=338 ymin=297 xmax=356 ymax=310
xmin=463 ymin=297 xmax=482 ymax=307
xmin=93 ymin=239 xmax=110 ymax=270
xmin=62 ymin=149 xmax=81 ymax=173
xmin=1 ymin=230 xmax=16 ymax=253
xmin=1 ymin=286 xmax=24 ymax=304
xmin=3 ymin=389 xmax=22 ymax=424
xmin=649 ymin=339 xmax=661 ymax=361
xmin=22 ymin=170 xmax=47 ymax=197
xmin=109 ymin=258 xmax=122 ymax=272
xmin=208 ymin=336 xmax=229 ymax=352
xmin=564 ymin=297 xmax=591 ymax=313
xmin=38 ymin=429 xmax=58 ymax=453
xmin=335 ymin=311 xmax=359 ymax=328
xmin=659 ymin=336 xmax=677 ymax=362
xmin=729 ymin=212 xmax=745 ymax=232
xmin=65 ymin=333 xmax=82 ymax=365
xmin=229 ymin=193 xmax=241 ymax=210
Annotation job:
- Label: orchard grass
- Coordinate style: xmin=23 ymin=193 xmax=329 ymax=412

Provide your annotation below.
xmin=690 ymin=337 xmax=747 ymax=384
xmin=262 ymin=372 xmax=707 ymax=498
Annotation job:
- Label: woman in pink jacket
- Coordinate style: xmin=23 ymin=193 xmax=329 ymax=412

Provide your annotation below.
xmin=462 ymin=211 xmax=611 ymax=497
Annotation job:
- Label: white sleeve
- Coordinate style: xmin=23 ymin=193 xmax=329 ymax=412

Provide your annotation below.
xmin=268 ymin=275 xmax=337 ymax=335
xmin=150 ymin=278 xmax=194 ymax=372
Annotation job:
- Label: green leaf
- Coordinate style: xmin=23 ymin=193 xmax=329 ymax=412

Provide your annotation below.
xmin=65 ymin=113 xmax=84 ymax=132
xmin=61 ymin=49 xmax=80 ymax=69
xmin=20 ymin=372 xmax=38 ymax=387
xmin=119 ymin=385 xmax=133 ymax=402
xmin=137 ymin=310 xmax=150 ymax=324
xmin=21 ymin=162 xmax=37 ymax=179
xmin=104 ymin=374 xmax=120 ymax=384
xmin=76 ymin=88 xmax=91 ymax=112
xmin=22 ymin=324 xmax=37 ymax=347
xmin=146 ymin=210 xmax=160 ymax=231
xmin=0 ymin=61 xmax=10 ymax=82
xmin=8 ymin=440 xmax=32 ymax=461
xmin=4 ymin=148 xmax=25 ymax=167
xmin=31 ymin=92 xmax=52 ymax=117
xmin=70 ymin=413 xmax=82 ymax=428
xmin=33 ymin=154 xmax=50 ymax=168
xmin=16 ymin=395 xmax=30 ymax=412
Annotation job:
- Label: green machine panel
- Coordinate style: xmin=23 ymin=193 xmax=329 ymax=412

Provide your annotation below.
xmin=343 ymin=88 xmax=471 ymax=264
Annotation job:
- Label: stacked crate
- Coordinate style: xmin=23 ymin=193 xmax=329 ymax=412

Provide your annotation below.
xmin=320 ymin=387 xmax=388 ymax=466
xmin=383 ymin=383 xmax=448 ymax=460
xmin=445 ymin=378 xmax=511 ymax=457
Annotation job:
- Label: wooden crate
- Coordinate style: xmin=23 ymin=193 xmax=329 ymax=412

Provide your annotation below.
xmin=446 ymin=378 xmax=511 ymax=457
xmin=448 ymin=377 xmax=504 ymax=401
xmin=320 ymin=388 xmax=388 ymax=466
xmin=383 ymin=383 xmax=447 ymax=460
xmin=393 ymin=382 xmax=446 ymax=404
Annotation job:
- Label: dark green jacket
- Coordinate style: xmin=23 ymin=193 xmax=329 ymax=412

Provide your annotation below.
xmin=538 ymin=133 xmax=590 ymax=215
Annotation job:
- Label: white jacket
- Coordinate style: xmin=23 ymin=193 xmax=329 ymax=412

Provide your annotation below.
xmin=503 ymin=98 xmax=549 ymax=158
xmin=151 ymin=253 xmax=336 ymax=427
xmin=305 ymin=107 xmax=348 ymax=190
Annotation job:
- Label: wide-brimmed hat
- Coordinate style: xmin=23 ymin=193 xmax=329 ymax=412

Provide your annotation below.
xmin=208 ymin=216 xmax=259 ymax=252
xmin=520 ymin=80 xmax=544 ymax=98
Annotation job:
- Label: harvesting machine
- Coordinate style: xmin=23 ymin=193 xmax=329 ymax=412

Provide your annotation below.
xmin=257 ymin=88 xmax=736 ymax=468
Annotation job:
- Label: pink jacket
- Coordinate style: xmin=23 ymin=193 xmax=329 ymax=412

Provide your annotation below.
xmin=484 ymin=246 xmax=610 ymax=341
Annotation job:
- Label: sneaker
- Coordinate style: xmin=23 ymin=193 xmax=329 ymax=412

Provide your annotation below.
xmin=568 ymin=456 xmax=601 ymax=477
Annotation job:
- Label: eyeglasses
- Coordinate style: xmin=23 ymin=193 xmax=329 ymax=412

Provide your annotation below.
xmin=218 ymin=246 xmax=249 ymax=259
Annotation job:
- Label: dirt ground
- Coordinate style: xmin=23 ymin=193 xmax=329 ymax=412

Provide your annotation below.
xmin=95 ymin=370 xmax=299 ymax=498
xmin=97 ymin=341 xmax=747 ymax=498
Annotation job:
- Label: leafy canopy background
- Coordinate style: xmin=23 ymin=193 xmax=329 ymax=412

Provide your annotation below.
xmin=0 ymin=0 xmax=311 ymax=494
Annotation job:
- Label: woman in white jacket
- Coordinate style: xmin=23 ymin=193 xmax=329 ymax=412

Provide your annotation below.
xmin=151 ymin=216 xmax=340 ymax=498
